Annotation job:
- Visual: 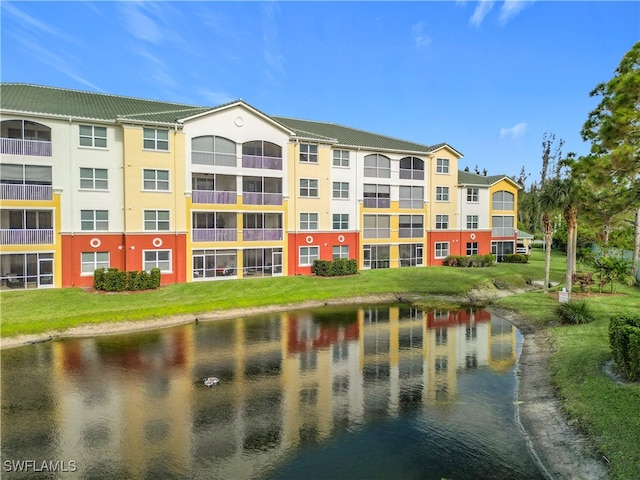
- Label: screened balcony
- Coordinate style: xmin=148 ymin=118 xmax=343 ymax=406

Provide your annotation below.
xmin=242 ymin=177 xmax=283 ymax=206
xmin=191 ymin=135 xmax=236 ymax=167
xmin=192 ymin=173 xmax=237 ymax=205
xmin=0 ymin=209 xmax=54 ymax=245
xmin=192 ymin=212 xmax=238 ymax=242
xmin=242 ymin=140 xmax=283 ymax=170
xmin=363 ymin=215 xmax=391 ymax=239
xmin=363 ymin=184 xmax=390 ymax=209
xmin=1 ymin=164 xmax=53 ymax=201
xmin=398 ymin=215 xmax=424 ymax=238
xmin=242 ymin=213 xmax=283 ymax=241
xmin=399 ymin=156 xmax=425 ymax=180
xmin=1 ymin=120 xmax=52 ymax=157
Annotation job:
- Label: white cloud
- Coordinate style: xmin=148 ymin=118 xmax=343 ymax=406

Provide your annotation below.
xmin=412 ymin=22 xmax=432 ymax=49
xmin=500 ymin=122 xmax=527 ymax=139
xmin=470 ymin=0 xmax=495 ymax=26
xmin=499 ymin=0 xmax=534 ymax=25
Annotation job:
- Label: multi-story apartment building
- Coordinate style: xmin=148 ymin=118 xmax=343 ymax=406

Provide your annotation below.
xmin=0 ymin=83 xmax=520 ymax=289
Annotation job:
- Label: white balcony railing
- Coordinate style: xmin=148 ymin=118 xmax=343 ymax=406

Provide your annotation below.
xmin=0 ymin=229 xmax=54 ymax=245
xmin=0 ymin=184 xmax=53 ymax=201
xmin=192 ymin=228 xmax=238 ymax=242
xmin=1 ymin=138 xmax=52 ymax=157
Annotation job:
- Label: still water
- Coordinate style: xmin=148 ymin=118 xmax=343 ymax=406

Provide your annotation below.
xmin=1 ymin=305 xmax=544 ymax=480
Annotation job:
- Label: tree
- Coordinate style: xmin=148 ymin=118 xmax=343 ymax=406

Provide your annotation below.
xmin=579 ymin=41 xmax=640 ymax=277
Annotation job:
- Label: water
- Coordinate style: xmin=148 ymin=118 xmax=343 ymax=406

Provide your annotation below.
xmin=1 ymin=305 xmax=544 ymax=479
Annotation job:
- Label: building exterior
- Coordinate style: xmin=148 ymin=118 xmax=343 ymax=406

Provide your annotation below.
xmin=0 ymin=83 xmax=520 ymax=289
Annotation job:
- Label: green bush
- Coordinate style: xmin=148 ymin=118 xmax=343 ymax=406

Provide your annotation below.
xmin=609 ymin=315 xmax=640 ymax=381
xmin=501 ymin=254 xmax=529 ymax=264
xmin=104 ymin=268 xmax=127 ymax=292
xmin=149 ymin=268 xmax=161 ymax=289
xmin=94 ymin=267 xmax=107 ymax=290
xmin=556 ymin=300 xmax=596 ymax=325
xmin=94 ymin=268 xmax=161 ymax=291
xmin=444 ymin=254 xmax=494 ymax=267
xmin=313 ymin=259 xmax=357 ymax=277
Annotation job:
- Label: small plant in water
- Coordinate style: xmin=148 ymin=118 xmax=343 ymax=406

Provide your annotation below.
xmin=556 ymin=300 xmax=596 ymax=325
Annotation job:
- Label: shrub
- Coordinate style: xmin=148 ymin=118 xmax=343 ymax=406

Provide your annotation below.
xmin=94 ymin=268 xmax=161 ymax=291
xmin=444 ymin=254 xmax=494 ymax=267
xmin=501 ymin=254 xmax=529 ymax=264
xmin=312 ymin=260 xmax=333 ymax=276
xmin=572 ymin=272 xmax=594 ymax=293
xmin=312 ymin=259 xmax=357 ymax=277
xmin=556 ymin=300 xmax=596 ymax=325
xmin=609 ymin=315 xmax=640 ymax=381
xmin=94 ymin=267 xmax=107 ymax=290
xmin=103 ymin=268 xmax=127 ymax=292
xmin=149 ymin=268 xmax=161 ymax=289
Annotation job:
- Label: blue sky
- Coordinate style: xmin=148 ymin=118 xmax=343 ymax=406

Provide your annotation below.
xmin=2 ymin=1 xmax=638 ymax=183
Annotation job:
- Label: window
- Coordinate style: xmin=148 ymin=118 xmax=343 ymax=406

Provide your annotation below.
xmin=81 ymin=252 xmax=109 ymax=274
xmin=399 ymin=243 xmax=423 ymax=267
xmin=363 ymin=215 xmax=390 ymax=238
xmin=399 ymin=215 xmax=423 ymax=238
xmin=144 ymin=210 xmax=170 ymax=231
xmin=192 ymin=249 xmax=237 ymax=278
xmin=333 ymin=150 xmax=349 ymax=167
xmin=1 ymin=164 xmax=52 ymax=185
xmin=332 ymin=182 xmax=349 ymax=199
xmin=300 ymin=144 xmax=318 ymax=163
xmin=364 ymin=154 xmax=391 ymax=178
xmin=466 ymin=215 xmax=478 ymax=229
xmin=467 ymin=187 xmax=479 ymax=202
xmin=80 ymin=168 xmax=108 ymax=190
xmin=299 ymin=178 xmax=318 ymax=197
xmin=435 ymin=214 xmax=449 ymax=230
xmin=492 ymin=216 xmax=514 ymax=237
xmin=79 ymin=125 xmax=107 ymax=148
xmin=435 ymin=242 xmax=449 ymax=258
xmin=363 ymin=244 xmax=390 ymax=269
xmin=333 ymin=214 xmax=349 ymax=230
xmin=144 ymin=250 xmax=171 ymax=272
xmin=492 ymin=191 xmax=515 ymax=210
xmin=81 ymin=210 xmax=108 ymax=231
xmin=143 ymin=169 xmax=170 ymax=191
xmin=399 ymin=156 xmax=424 ymax=179
xmin=299 ymin=246 xmax=319 ymax=266
xmin=466 ymin=242 xmax=479 ymax=256
xmin=363 ymin=184 xmax=390 ymax=208
xmin=399 ymin=186 xmax=423 ymax=208
xmin=436 ymin=158 xmax=450 ymax=174
xmin=143 ymin=127 xmax=169 ymax=151
xmin=333 ymin=245 xmax=349 ymax=259
xmin=300 ymin=213 xmax=318 ymax=230
xmin=435 ymin=186 xmax=449 ymax=202
xmin=193 ymin=135 xmax=236 ymax=167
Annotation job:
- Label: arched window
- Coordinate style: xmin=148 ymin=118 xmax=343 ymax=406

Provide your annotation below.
xmin=191 ymin=135 xmax=236 ymax=167
xmin=399 ymin=156 xmax=424 ymax=180
xmin=242 ymin=140 xmax=282 ymax=170
xmin=492 ymin=191 xmax=515 ymax=210
xmin=1 ymin=120 xmax=52 ymax=157
xmin=364 ymin=154 xmax=391 ymax=178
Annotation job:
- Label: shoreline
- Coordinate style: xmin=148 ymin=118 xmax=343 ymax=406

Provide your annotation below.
xmin=1 ymin=293 xmax=610 ymax=479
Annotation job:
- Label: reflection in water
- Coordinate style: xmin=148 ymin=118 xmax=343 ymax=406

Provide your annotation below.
xmin=1 ymin=306 xmax=544 ymax=479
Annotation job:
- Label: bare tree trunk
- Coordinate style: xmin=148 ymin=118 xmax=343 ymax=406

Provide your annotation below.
xmin=564 ymin=207 xmax=577 ymax=296
xmin=543 ymin=212 xmax=553 ymax=292
xmin=633 ymin=207 xmax=640 ymax=279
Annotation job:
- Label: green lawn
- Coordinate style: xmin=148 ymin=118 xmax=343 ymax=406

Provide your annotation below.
xmin=1 ymin=248 xmax=639 ymax=478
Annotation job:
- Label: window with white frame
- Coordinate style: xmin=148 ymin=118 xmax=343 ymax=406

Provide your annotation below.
xmin=332 ymin=213 xmax=349 ymax=230
xmin=300 ymin=213 xmax=318 ymax=230
xmin=435 ymin=186 xmax=449 ymax=202
xmin=300 ymin=144 xmax=318 ymax=163
xmin=80 ymin=168 xmax=108 ymax=190
xmin=435 ymin=242 xmax=449 ymax=258
xmin=144 ymin=250 xmax=171 ymax=272
xmin=363 ymin=154 xmax=391 ymax=178
xmin=399 ymin=185 xmax=423 ymax=208
xmin=333 ymin=245 xmax=349 ymax=259
xmin=81 ymin=210 xmax=108 ymax=231
xmin=436 ymin=158 xmax=450 ymax=174
xmin=466 ymin=242 xmax=479 ymax=256
xmin=299 ymin=178 xmax=318 ymax=197
xmin=435 ymin=214 xmax=449 ymax=230
xmin=143 ymin=127 xmax=169 ymax=151
xmin=143 ymin=169 xmax=170 ymax=191
xmin=299 ymin=246 xmax=319 ymax=266
xmin=144 ymin=210 xmax=170 ymax=231
xmin=492 ymin=190 xmax=515 ymax=210
xmin=467 ymin=187 xmax=479 ymax=202
xmin=79 ymin=125 xmax=107 ymax=148
xmin=466 ymin=215 xmax=478 ymax=229
xmin=492 ymin=216 xmax=514 ymax=237
xmin=332 ymin=182 xmax=349 ymax=199
xmin=333 ymin=150 xmax=349 ymax=167
xmin=81 ymin=251 xmax=109 ymax=274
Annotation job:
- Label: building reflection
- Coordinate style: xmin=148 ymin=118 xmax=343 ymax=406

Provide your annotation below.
xmin=44 ymin=305 xmax=517 ymax=478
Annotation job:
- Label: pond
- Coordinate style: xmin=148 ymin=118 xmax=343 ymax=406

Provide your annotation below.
xmin=1 ymin=305 xmax=545 ymax=479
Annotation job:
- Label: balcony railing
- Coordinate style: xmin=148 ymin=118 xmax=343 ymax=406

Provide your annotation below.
xmin=399 ymin=169 xmax=424 ymax=180
xmin=191 ymin=151 xmax=236 ymax=167
xmin=399 ymin=227 xmax=424 ymax=238
xmin=192 ymin=228 xmax=238 ymax=242
xmin=192 ymin=190 xmax=237 ymax=205
xmin=363 ymin=198 xmax=390 ymax=209
xmin=1 ymin=138 xmax=52 ymax=157
xmin=1 ymin=184 xmax=53 ymax=201
xmin=242 ymin=155 xmax=282 ymax=170
xmin=242 ymin=192 xmax=283 ymax=206
xmin=362 ymin=228 xmax=391 ymax=239
xmin=0 ymin=229 xmax=54 ymax=245
xmin=242 ymin=229 xmax=283 ymax=241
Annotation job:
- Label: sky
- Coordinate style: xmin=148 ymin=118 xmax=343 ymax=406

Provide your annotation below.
xmin=1 ymin=1 xmax=638 ymax=184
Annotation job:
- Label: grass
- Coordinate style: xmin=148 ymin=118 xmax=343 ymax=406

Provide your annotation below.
xmin=2 ymin=248 xmax=639 ymax=478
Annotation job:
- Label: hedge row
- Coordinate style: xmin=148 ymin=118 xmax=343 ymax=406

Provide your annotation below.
xmin=609 ymin=315 xmax=640 ymax=381
xmin=500 ymin=253 xmax=529 ymax=264
xmin=312 ymin=258 xmax=358 ymax=277
xmin=94 ymin=267 xmax=161 ymax=292
xmin=443 ymin=254 xmax=495 ymax=268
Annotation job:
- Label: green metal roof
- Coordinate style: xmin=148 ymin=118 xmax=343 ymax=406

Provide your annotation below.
xmin=458 ymin=170 xmax=514 ymax=186
xmin=1 ymin=83 xmax=460 ymax=153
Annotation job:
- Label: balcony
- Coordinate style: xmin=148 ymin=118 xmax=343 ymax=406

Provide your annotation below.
xmin=242 ymin=155 xmax=282 ymax=170
xmin=399 ymin=169 xmax=424 ymax=180
xmin=399 ymin=228 xmax=424 ymax=238
xmin=363 ymin=198 xmax=390 ymax=209
xmin=1 ymin=184 xmax=53 ymax=201
xmin=191 ymin=151 xmax=236 ymax=167
xmin=242 ymin=192 xmax=283 ymax=206
xmin=192 ymin=228 xmax=238 ymax=242
xmin=0 ymin=229 xmax=54 ymax=245
xmin=242 ymin=229 xmax=283 ymax=241
xmin=192 ymin=190 xmax=237 ymax=205
xmin=362 ymin=228 xmax=391 ymax=239
xmin=1 ymin=138 xmax=52 ymax=157
xmin=492 ymin=227 xmax=515 ymax=237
